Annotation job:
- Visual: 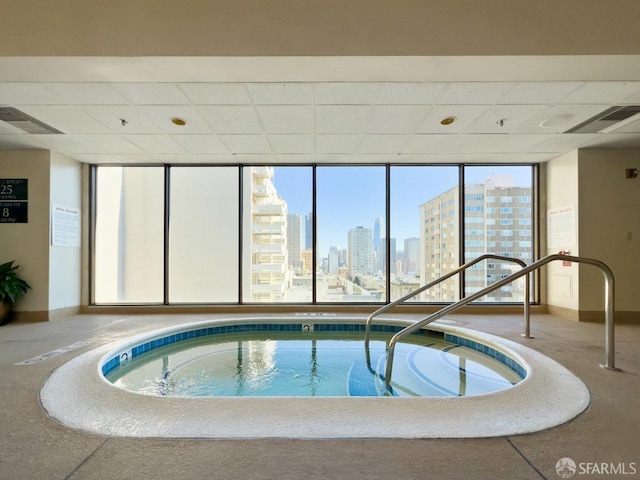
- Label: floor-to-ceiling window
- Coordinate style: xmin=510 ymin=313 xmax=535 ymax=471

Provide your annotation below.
xmin=316 ymin=166 xmax=385 ymax=303
xmin=169 ymin=167 xmax=239 ymax=303
xmin=92 ymin=164 xmax=537 ymax=305
xmin=390 ymin=166 xmax=459 ymax=302
xmin=94 ymin=166 xmax=164 ymax=304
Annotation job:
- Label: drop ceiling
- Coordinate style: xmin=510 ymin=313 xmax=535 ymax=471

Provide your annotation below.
xmin=1 ymin=80 xmax=640 ymax=165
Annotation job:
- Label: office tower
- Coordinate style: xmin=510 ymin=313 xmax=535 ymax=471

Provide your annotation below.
xmin=348 ymin=226 xmax=373 ymax=277
xmin=404 ymin=237 xmax=420 ymax=274
xmin=287 ymin=213 xmax=302 ymax=269
xmin=305 ymin=212 xmax=313 ymax=250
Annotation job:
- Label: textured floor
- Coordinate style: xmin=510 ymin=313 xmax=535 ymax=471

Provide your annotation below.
xmin=1 ymin=312 xmax=639 ymax=480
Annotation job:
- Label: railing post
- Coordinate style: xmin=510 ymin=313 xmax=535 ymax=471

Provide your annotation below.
xmin=521 ymin=272 xmax=533 ymax=338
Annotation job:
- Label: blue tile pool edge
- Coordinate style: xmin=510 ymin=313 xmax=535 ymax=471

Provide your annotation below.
xmin=100 ymin=322 xmax=527 ymax=381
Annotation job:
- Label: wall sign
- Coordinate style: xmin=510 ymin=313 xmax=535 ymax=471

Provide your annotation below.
xmin=51 ymin=204 xmax=81 ymax=247
xmin=0 ymin=179 xmax=28 ymax=201
xmin=547 ymin=205 xmax=576 ymax=249
xmin=0 ymin=179 xmax=28 ymax=223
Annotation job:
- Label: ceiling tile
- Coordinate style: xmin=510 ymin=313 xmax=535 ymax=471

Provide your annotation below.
xmin=415 ymin=105 xmax=488 ymax=133
xmin=111 ymin=153 xmax=157 ymax=163
xmin=268 ymin=135 xmax=313 ymax=154
xmin=219 ymin=135 xmax=271 ymax=154
xmin=0 ymin=83 xmax=65 ymax=105
xmin=26 ymin=134 xmax=96 ymax=154
xmin=151 ymin=154 xmax=196 ymax=163
xmin=528 ymin=133 xmax=599 ymax=152
xmin=375 ymin=83 xmax=446 ymax=104
xmin=111 ymin=83 xmax=190 ymax=105
xmin=71 ymin=153 xmax=122 ymax=164
xmin=365 ymin=105 xmax=431 ymax=134
xmin=401 ymin=134 xmax=452 ymax=154
xmin=191 ymin=154 xmax=237 ymax=163
xmin=315 ymin=135 xmax=361 ymax=153
xmin=358 ymin=135 xmax=410 ymax=153
xmin=75 ymin=135 xmax=144 ymax=154
xmin=233 ymin=154 xmax=276 ymax=163
xmin=436 ymin=82 xmax=515 ymax=105
xmin=274 ymin=154 xmax=315 ymax=163
xmin=314 ymin=83 xmax=378 ymax=104
xmin=44 ymin=83 xmax=129 ymax=105
xmin=315 ymin=106 xmax=371 ymax=134
xmin=558 ymin=82 xmax=640 ymax=105
xmin=141 ymin=106 xmax=213 ymax=134
xmin=439 ymin=134 xmax=502 ymax=154
xmin=482 ymin=134 xmax=556 ymax=153
xmin=179 ymin=83 xmax=252 ymax=105
xmin=198 ymin=106 xmax=262 ymax=134
xmin=257 ymin=106 xmax=313 ymax=134
xmin=515 ymin=104 xmax=608 ymax=134
xmin=171 ymin=135 xmax=230 ymax=154
xmin=247 ymin=83 xmax=312 ymax=105
xmin=16 ymin=106 xmax=114 ymax=134
xmin=84 ymin=106 xmax=163 ymax=134
xmin=465 ymin=105 xmax=547 ymax=134
xmin=125 ymin=135 xmax=187 ymax=154
xmin=498 ymin=82 xmax=581 ymax=104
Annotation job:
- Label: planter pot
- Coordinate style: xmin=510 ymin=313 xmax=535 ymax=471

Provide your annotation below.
xmin=0 ymin=302 xmax=14 ymax=326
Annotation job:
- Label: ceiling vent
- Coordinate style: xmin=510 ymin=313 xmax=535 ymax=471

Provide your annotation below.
xmin=565 ymin=106 xmax=640 ymax=134
xmin=0 ymin=107 xmax=64 ymax=134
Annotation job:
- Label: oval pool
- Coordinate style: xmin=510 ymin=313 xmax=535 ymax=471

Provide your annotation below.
xmin=40 ymin=316 xmax=590 ymax=439
xmin=103 ymin=326 xmax=525 ymax=398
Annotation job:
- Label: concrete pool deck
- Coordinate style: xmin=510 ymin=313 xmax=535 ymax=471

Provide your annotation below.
xmin=1 ymin=312 xmax=639 ymax=479
xmin=40 ymin=318 xmax=590 ymax=439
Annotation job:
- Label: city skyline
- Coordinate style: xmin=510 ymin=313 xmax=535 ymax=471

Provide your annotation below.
xmin=272 ymin=165 xmax=533 ymax=260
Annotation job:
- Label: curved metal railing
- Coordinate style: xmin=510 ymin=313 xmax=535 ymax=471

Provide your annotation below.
xmin=364 ymin=254 xmax=532 ymax=352
xmin=380 ymin=254 xmax=619 ymax=392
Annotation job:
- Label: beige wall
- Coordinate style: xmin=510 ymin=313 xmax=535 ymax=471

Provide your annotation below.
xmin=546 ymin=148 xmax=640 ymax=320
xmin=0 ymin=150 xmax=51 ymax=315
xmin=0 ymin=150 xmax=82 ymax=319
xmin=545 ymin=150 xmax=580 ymax=314
xmin=578 ymin=149 xmax=640 ymax=316
xmin=49 ymin=152 xmax=82 ymax=313
xmin=2 ymin=0 xmax=640 ymax=57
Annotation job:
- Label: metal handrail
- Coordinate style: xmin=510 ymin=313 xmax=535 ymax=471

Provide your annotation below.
xmin=364 ymin=254 xmax=532 ymax=351
xmin=381 ymin=254 xmax=619 ymax=392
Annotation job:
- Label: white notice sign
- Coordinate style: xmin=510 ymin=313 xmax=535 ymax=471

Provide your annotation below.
xmin=547 ymin=205 xmax=576 ymax=249
xmin=52 ymin=204 xmax=80 ymax=247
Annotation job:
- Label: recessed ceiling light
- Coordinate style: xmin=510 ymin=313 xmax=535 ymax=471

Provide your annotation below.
xmin=171 ymin=117 xmax=186 ymax=126
xmin=440 ymin=116 xmax=456 ymax=126
xmin=539 ymin=114 xmax=573 ymax=128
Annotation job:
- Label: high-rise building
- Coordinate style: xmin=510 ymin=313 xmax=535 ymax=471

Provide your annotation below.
xmin=347 ymin=226 xmax=373 ymax=278
xmin=327 ymin=246 xmax=342 ymax=275
xmin=287 ymin=213 xmax=302 ymax=270
xmin=373 ymin=217 xmax=382 ymax=272
xmin=304 ymin=212 xmax=313 ymax=250
xmin=419 ymin=175 xmax=532 ymax=302
xmin=404 ymin=237 xmax=420 ymax=274
xmin=250 ymin=167 xmax=288 ymax=302
xmin=380 ymin=237 xmax=397 ymax=275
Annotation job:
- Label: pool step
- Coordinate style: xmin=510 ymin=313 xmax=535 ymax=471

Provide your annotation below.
xmin=348 ymin=356 xmax=385 ymax=397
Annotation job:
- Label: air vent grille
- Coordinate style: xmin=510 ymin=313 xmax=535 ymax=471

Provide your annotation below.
xmin=0 ymin=107 xmax=64 ymax=134
xmin=565 ymin=106 xmax=640 ymax=134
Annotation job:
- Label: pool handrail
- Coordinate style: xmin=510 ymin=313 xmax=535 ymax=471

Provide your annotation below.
xmin=364 ymin=254 xmax=532 ymax=351
xmin=382 ymin=254 xmax=619 ymax=392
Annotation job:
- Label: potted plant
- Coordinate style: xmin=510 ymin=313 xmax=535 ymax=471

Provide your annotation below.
xmin=0 ymin=261 xmax=31 ymax=326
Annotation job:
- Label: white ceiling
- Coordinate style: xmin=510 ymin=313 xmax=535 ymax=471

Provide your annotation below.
xmin=1 ymin=81 xmax=640 ymax=165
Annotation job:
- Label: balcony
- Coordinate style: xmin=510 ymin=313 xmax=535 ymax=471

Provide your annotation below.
xmin=252 ymin=224 xmax=285 ymax=234
xmin=253 ymin=204 xmax=284 ymax=215
xmin=253 ymin=244 xmax=286 ymax=254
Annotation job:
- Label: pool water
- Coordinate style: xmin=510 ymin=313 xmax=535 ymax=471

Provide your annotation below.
xmin=106 ymin=331 xmax=523 ymax=397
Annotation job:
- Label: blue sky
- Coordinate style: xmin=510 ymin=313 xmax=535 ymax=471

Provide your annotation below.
xmin=273 ymin=165 xmax=532 ymax=258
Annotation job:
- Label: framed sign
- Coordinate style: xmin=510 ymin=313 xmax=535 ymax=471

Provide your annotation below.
xmin=0 ymin=179 xmax=28 ymax=201
xmin=0 ymin=202 xmax=28 ymax=223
